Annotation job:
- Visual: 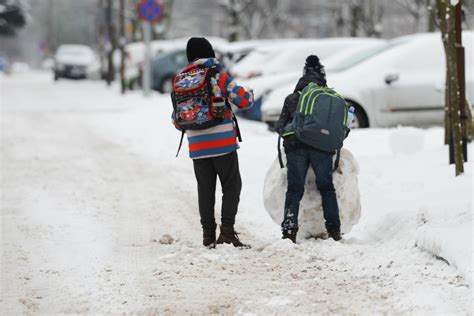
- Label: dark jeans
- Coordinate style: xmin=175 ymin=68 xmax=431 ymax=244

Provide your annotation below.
xmin=282 ymin=148 xmax=341 ymax=232
xmin=193 ymin=151 xmax=242 ymax=230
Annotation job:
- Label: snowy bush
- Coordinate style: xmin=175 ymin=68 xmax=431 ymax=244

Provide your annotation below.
xmin=263 ymin=148 xmax=361 ymax=239
xmin=389 ymin=127 xmax=425 ymax=155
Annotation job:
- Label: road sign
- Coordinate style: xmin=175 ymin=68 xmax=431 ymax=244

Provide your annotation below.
xmin=136 ymin=0 xmax=163 ymax=97
xmin=137 ymin=0 xmax=163 ymax=24
xmin=142 ymin=22 xmax=152 ymax=97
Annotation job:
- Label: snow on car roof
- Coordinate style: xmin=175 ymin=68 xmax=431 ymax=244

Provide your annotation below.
xmin=231 ymin=37 xmax=385 ymax=78
xmin=57 ymin=45 xmax=94 ymax=53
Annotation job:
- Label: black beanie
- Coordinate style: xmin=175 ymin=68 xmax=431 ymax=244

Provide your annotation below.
xmin=304 ymin=55 xmax=327 ymax=86
xmin=186 ymin=37 xmax=216 ymax=62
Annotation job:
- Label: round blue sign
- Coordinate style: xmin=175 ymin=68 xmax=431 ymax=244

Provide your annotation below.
xmin=137 ymin=0 xmax=163 ymax=23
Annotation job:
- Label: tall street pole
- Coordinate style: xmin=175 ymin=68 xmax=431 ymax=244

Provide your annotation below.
xmin=143 ymin=21 xmax=152 ymax=97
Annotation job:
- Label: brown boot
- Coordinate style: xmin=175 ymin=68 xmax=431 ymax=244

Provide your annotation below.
xmin=326 ymin=225 xmax=342 ymax=241
xmin=203 ymin=228 xmax=216 ymax=248
xmin=216 ymin=225 xmax=251 ymax=249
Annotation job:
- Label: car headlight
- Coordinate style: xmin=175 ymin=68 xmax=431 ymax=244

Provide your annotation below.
xmin=56 ymin=63 xmax=65 ymax=71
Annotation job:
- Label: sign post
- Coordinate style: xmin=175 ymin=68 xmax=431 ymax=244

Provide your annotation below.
xmin=143 ymin=21 xmax=152 ymax=97
xmin=136 ymin=0 xmax=163 ymax=97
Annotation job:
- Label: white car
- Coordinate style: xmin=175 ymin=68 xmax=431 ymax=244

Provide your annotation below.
xmin=262 ymin=32 xmax=473 ymax=128
xmin=54 ymin=45 xmax=101 ymax=80
xmin=219 ymin=39 xmax=276 ymax=66
xmin=240 ymin=39 xmax=386 ymax=118
xmin=231 ymin=38 xmax=381 ymax=80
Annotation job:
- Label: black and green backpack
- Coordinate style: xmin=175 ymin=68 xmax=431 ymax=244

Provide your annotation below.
xmin=278 ymin=82 xmax=350 ymax=169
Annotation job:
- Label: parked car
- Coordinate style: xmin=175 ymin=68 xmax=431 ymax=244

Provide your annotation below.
xmin=230 ymin=38 xmax=377 ymax=80
xmin=150 ymin=47 xmax=232 ymax=93
xmin=238 ymin=38 xmax=385 ymax=121
xmin=219 ymin=39 xmax=285 ymax=67
xmin=53 ymin=45 xmax=101 ymax=80
xmin=119 ymin=37 xmax=229 ymax=89
xmin=151 ymin=49 xmax=188 ymax=93
xmin=262 ymin=32 xmax=473 ymax=129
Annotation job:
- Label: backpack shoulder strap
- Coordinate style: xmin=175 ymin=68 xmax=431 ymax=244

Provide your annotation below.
xmin=278 ymin=135 xmax=284 ymax=168
xmin=230 ymin=108 xmax=243 ymax=142
xmin=175 ymin=130 xmax=185 ymax=157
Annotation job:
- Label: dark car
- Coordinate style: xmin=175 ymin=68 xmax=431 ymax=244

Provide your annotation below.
xmin=151 ymin=48 xmax=228 ymax=93
xmin=151 ymin=49 xmax=188 ymax=93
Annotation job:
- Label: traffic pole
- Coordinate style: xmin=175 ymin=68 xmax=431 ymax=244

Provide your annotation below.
xmin=143 ymin=21 xmax=152 ymax=97
xmin=137 ymin=0 xmax=162 ymax=97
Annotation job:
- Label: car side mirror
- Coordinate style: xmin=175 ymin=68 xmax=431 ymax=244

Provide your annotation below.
xmin=385 ymin=73 xmax=399 ymax=85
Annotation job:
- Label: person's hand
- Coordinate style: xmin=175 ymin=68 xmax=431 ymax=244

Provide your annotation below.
xmin=248 ymin=88 xmax=255 ymax=102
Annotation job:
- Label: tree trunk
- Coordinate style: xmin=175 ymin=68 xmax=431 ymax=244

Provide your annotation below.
xmin=228 ymin=0 xmax=240 ymax=42
xmin=335 ymin=7 xmax=345 ymax=37
xmin=105 ymin=0 xmax=116 ymax=86
xmin=119 ymin=0 xmax=126 ymax=94
xmin=437 ymin=0 xmax=464 ymax=175
xmin=444 ymin=66 xmax=450 ymax=145
xmin=428 ymin=8 xmax=436 ymax=32
xmin=466 ymin=98 xmax=474 ymax=138
xmin=350 ymin=3 xmax=362 ymax=37
xmin=454 ymin=3 xmax=468 ymax=162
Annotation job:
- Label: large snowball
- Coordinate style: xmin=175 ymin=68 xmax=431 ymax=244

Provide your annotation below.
xmin=263 ymin=148 xmax=361 ymax=238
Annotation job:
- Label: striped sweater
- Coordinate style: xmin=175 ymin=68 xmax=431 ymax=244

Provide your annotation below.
xmin=172 ymin=58 xmax=254 ymax=159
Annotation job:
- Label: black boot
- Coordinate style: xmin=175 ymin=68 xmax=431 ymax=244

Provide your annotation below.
xmin=216 ymin=225 xmax=251 ymax=249
xmin=282 ymin=228 xmax=298 ymax=243
xmin=203 ymin=227 xmax=216 ymax=248
xmin=326 ymin=225 xmax=342 ymax=241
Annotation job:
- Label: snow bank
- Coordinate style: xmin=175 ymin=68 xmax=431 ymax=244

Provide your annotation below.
xmin=389 ymin=127 xmax=425 ymax=155
xmin=263 ymin=148 xmax=361 ymax=238
xmin=346 ymin=128 xmax=473 ymax=284
xmin=415 ymin=207 xmax=472 ymax=284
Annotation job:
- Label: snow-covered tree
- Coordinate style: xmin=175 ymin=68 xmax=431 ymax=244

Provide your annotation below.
xmin=0 ymin=0 xmax=27 ymax=36
xmin=218 ymin=0 xmax=294 ymax=41
xmin=395 ymin=0 xmax=434 ymax=32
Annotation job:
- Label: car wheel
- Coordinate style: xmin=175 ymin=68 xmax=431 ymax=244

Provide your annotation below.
xmin=54 ymin=73 xmax=59 ymax=81
xmin=160 ymin=77 xmax=174 ymax=93
xmin=347 ymin=101 xmax=369 ymax=128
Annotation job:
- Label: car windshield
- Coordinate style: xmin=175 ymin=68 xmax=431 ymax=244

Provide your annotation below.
xmin=326 ymin=39 xmax=409 ymax=72
xmin=57 ymin=46 xmax=93 ymax=57
xmin=231 ymin=47 xmax=278 ymax=73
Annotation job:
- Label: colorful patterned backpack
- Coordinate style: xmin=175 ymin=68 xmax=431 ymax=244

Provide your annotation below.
xmin=171 ymin=67 xmax=226 ymax=130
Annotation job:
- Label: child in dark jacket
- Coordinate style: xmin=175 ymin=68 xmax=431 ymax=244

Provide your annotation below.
xmin=172 ymin=37 xmax=254 ymax=248
xmin=275 ymin=55 xmax=342 ymax=243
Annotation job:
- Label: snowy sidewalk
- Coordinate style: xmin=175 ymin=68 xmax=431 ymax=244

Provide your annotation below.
xmin=1 ymin=72 xmax=472 ymax=314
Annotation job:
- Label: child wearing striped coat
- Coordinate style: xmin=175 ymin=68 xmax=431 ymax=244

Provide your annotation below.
xmin=172 ymin=37 xmax=254 ymax=248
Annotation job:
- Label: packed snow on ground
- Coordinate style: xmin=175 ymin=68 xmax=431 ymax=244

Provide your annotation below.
xmin=1 ymin=71 xmax=472 ymax=314
xmin=264 ymin=148 xmax=361 ymax=238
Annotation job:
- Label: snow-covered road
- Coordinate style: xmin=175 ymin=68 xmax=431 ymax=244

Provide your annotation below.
xmin=1 ymin=72 xmax=472 ymax=314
